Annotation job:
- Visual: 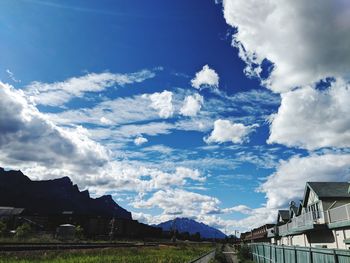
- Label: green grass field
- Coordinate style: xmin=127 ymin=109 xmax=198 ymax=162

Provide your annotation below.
xmin=0 ymin=244 xmax=213 ymax=263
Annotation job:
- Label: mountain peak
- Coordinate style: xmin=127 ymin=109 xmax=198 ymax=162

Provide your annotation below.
xmin=157 ymin=217 xmax=226 ymax=239
xmin=0 ymin=168 xmax=131 ymax=219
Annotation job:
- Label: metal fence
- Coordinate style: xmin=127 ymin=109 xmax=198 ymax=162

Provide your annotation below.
xmin=249 ymin=243 xmax=350 ymax=263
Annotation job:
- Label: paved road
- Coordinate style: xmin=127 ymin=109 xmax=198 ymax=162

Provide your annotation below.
xmin=223 ymin=244 xmax=239 ymax=263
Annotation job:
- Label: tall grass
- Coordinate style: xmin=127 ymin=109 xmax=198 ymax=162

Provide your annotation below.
xmin=0 ymin=244 xmax=213 ymax=263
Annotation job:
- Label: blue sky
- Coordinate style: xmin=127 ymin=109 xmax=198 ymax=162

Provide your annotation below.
xmin=0 ymin=0 xmax=349 ymax=233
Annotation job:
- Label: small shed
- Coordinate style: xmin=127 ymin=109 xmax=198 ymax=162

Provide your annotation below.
xmin=56 ymin=224 xmax=76 ymax=240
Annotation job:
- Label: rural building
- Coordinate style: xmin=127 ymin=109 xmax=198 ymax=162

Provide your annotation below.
xmin=267 ymin=182 xmax=350 ymax=249
xmin=240 ymin=224 xmax=275 ymax=243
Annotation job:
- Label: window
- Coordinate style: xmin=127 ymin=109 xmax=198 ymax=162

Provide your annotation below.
xmin=308 ymin=202 xmax=320 ymax=220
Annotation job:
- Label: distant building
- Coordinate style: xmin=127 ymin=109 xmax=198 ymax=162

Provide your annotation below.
xmin=240 ymin=224 xmax=275 ymax=243
xmin=56 ymin=224 xmax=76 ymax=240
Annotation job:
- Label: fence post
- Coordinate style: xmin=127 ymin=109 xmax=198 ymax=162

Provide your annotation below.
xmin=274 ymin=245 xmax=277 ymax=263
xmin=282 ymin=245 xmax=285 ymax=263
xmin=294 ymin=246 xmax=297 ymax=263
xmin=333 ymin=249 xmax=339 ymax=263
xmin=262 ymin=244 xmax=265 ymax=263
xmin=270 ymin=244 xmax=272 ymax=263
xmin=309 ymin=247 xmax=313 ymax=263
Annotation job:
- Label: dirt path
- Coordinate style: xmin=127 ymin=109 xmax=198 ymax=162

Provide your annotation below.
xmin=223 ymin=244 xmax=239 ymax=263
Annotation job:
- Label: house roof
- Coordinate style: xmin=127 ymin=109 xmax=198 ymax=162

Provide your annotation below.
xmin=0 ymin=207 xmax=24 ymax=216
xmin=290 ymin=205 xmax=298 ymax=217
xmin=302 ymin=182 xmax=350 ymax=206
xmin=308 ymin=182 xmax=350 ymax=198
xmin=278 ymin=210 xmax=289 ymax=221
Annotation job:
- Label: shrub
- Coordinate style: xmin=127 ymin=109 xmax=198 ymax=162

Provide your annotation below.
xmin=75 ymin=225 xmax=84 ymax=239
xmin=0 ymin=221 xmax=7 ymax=237
xmin=15 ymin=223 xmax=32 ymax=239
xmin=213 ymin=245 xmax=226 ymax=263
xmin=237 ymin=244 xmax=251 ymax=262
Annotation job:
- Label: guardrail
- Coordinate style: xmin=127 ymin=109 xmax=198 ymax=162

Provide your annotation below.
xmin=249 ymin=243 xmax=350 ymax=263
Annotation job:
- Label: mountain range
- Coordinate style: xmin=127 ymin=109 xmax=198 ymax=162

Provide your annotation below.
xmin=0 ymin=167 xmax=131 ymax=219
xmin=156 ymin=217 xmax=226 ymax=239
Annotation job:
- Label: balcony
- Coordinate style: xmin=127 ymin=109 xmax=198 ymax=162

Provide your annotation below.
xmin=267 ymin=225 xmax=278 ymax=238
xmin=325 ymin=203 xmax=350 ymax=228
xmin=277 ymin=211 xmax=324 ymax=235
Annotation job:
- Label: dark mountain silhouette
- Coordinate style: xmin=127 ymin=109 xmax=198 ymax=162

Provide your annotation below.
xmin=0 ymin=167 xmax=131 ymax=219
xmin=156 ymin=217 xmax=226 ymax=239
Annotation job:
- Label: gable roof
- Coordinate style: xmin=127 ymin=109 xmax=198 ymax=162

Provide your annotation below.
xmin=290 ymin=205 xmax=298 ymax=218
xmin=277 ymin=210 xmax=289 ymax=222
xmin=0 ymin=207 xmax=24 ymax=216
xmin=302 ymin=182 xmax=350 ymax=206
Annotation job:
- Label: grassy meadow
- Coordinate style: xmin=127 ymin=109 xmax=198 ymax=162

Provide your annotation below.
xmin=0 ymin=244 xmax=213 ymax=263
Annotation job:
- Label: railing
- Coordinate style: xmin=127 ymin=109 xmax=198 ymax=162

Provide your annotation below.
xmin=278 ymin=224 xmax=289 ymax=235
xmin=267 ymin=226 xmax=278 ymax=238
xmin=277 ymin=211 xmax=325 ymax=235
xmin=249 ymin=243 xmax=350 ymax=263
xmin=277 ymin=204 xmax=350 ymax=236
xmin=326 ymin=203 xmax=350 ymax=224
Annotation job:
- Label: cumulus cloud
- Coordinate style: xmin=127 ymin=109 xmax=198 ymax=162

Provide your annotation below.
xmin=204 ymin=119 xmax=257 ymax=144
xmin=222 ymin=0 xmax=350 ymax=92
xmin=268 ymin=79 xmax=350 ymax=150
xmin=222 ymin=205 xmax=253 ymax=215
xmin=197 ymin=153 xmax=350 ymax=231
xmin=0 ymin=82 xmax=108 ymax=175
xmin=0 ymin=81 xmax=209 ymax=198
xmin=24 ymin=69 xmax=156 ymax=106
xmin=191 ymin=65 xmax=219 ymax=90
xmin=147 ymin=90 xmax=174 ymax=118
xmin=132 ymin=188 xmax=221 ymax=217
xmin=260 ymin=153 xmax=350 ymax=209
xmin=180 ymin=93 xmax=204 ymax=117
xmin=134 ymin=136 xmax=148 ymax=146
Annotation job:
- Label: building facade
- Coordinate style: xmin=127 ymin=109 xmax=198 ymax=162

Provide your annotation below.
xmin=267 ymin=182 xmax=350 ymax=249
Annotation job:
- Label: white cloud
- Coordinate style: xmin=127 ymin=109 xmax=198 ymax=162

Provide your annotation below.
xmin=48 ymin=94 xmax=159 ymax=126
xmin=260 ymin=153 xmax=350 ymax=209
xmin=0 ymin=82 xmax=109 ymax=176
xmin=142 ymin=145 xmax=174 ymax=155
xmin=0 ymin=82 xmax=209 ymax=197
xmin=147 ymin=90 xmax=174 ymax=118
xmin=191 ymin=65 xmax=219 ymax=90
xmin=204 ymin=119 xmax=257 ymax=144
xmin=24 ymin=69 xmax=156 ymax=106
xmin=6 ymin=69 xmax=21 ymax=83
xmin=134 ymin=136 xmax=148 ymax=146
xmin=86 ymin=164 xmax=206 ymax=194
xmin=222 ymin=205 xmax=253 ymax=215
xmin=132 ymin=188 xmax=221 ymax=217
xmin=268 ymin=79 xmax=350 ymax=150
xmin=222 ymin=0 xmax=350 ymax=92
xmin=180 ymin=94 xmax=204 ymax=117
xmin=100 ymin=117 xmax=113 ymax=125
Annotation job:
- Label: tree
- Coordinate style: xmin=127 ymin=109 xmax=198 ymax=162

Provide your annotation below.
xmin=0 ymin=221 xmax=7 ymax=237
xmin=191 ymin=232 xmax=201 ymax=241
xmin=75 ymin=225 xmax=84 ymax=240
xmin=15 ymin=223 xmax=32 ymax=239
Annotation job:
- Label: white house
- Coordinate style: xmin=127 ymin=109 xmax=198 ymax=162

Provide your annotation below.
xmin=269 ymin=182 xmax=350 ymax=249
